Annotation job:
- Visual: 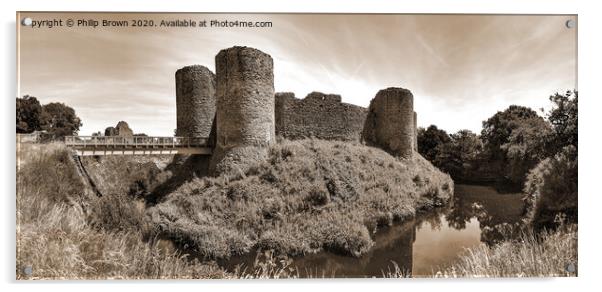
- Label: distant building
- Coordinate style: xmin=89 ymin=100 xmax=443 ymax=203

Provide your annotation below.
xmin=104 ymin=121 xmax=134 ymax=137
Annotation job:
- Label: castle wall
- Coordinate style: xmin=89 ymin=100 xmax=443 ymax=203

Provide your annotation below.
xmin=362 ymin=87 xmax=414 ymax=158
xmin=275 ymin=92 xmax=367 ymax=142
xmin=210 ymin=46 xmax=275 ymax=175
xmin=175 ymin=65 xmax=216 ymax=138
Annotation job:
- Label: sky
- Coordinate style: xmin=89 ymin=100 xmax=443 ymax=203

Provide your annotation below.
xmin=18 ymin=13 xmax=577 ymax=136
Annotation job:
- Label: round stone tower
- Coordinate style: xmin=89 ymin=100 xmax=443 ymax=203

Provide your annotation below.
xmin=362 ymin=87 xmax=414 ymax=158
xmin=210 ymin=46 xmax=275 ymax=175
xmin=175 ymin=65 xmax=216 ymax=139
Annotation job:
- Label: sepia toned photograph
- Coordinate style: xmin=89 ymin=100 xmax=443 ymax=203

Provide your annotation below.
xmin=15 ymin=12 xmax=577 ymax=279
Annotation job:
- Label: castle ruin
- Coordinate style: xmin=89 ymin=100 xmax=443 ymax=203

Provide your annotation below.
xmin=362 ymin=88 xmax=415 ymax=158
xmin=175 ymin=46 xmax=419 ymax=175
xmin=275 ymin=92 xmax=367 ymax=142
xmin=105 ymin=121 xmax=134 ymax=137
xmin=209 ymin=46 xmax=275 ymax=174
xmin=175 ymin=65 xmax=216 ymax=139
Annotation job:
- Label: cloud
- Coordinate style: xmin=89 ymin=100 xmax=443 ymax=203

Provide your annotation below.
xmin=19 ymin=13 xmax=576 ymax=135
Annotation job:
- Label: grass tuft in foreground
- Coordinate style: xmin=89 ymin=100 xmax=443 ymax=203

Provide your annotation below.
xmin=433 ymin=224 xmax=577 ymax=278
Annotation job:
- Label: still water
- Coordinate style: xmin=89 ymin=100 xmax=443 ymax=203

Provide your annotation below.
xmin=224 ymin=184 xmax=525 ymax=278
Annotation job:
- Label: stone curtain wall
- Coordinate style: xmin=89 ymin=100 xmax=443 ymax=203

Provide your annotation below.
xmin=275 ymin=92 xmax=368 ymax=142
xmin=175 ymin=65 xmax=216 ymax=138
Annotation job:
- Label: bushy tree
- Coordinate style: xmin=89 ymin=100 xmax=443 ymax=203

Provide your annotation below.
xmin=16 ymin=95 xmax=43 ymax=133
xmin=545 ymin=90 xmax=578 ymax=155
xmin=481 ymin=105 xmax=550 ymax=185
xmin=502 ymin=116 xmax=552 ymax=184
xmin=521 ymin=91 xmax=578 ymax=229
xmin=417 ymin=125 xmax=451 ymax=162
xmin=40 ymin=102 xmax=82 ymax=139
xmin=481 ymin=105 xmax=543 ymax=159
xmin=434 ymin=130 xmax=483 ymax=178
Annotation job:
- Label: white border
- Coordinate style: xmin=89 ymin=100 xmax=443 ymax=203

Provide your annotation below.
xmin=3 ymin=1 xmax=600 ymax=292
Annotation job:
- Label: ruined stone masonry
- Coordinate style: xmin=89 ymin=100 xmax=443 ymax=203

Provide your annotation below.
xmin=104 ymin=121 xmax=134 ymax=137
xmin=175 ymin=65 xmax=216 ymax=139
xmin=172 ymin=46 xmax=419 ymax=175
xmin=362 ymin=87 xmax=415 ymax=159
xmin=275 ymin=91 xmax=367 ymax=142
xmin=209 ymin=46 xmax=275 ymax=174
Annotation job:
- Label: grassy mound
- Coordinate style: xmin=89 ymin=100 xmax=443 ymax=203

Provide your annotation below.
xmin=148 ymin=139 xmax=453 ymax=259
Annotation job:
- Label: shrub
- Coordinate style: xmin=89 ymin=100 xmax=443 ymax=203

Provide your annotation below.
xmin=523 ymin=145 xmax=577 ymax=229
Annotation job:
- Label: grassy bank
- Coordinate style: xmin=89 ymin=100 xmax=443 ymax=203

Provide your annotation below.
xmin=432 ymin=225 xmax=577 ymax=277
xmin=16 ymin=143 xmax=225 ymax=279
xmin=16 ymin=139 xmax=453 ymax=278
xmin=149 ymin=138 xmax=453 ymax=259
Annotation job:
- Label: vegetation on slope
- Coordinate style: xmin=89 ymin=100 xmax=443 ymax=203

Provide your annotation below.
xmin=523 ymin=145 xmax=578 ymax=230
xmin=16 ymin=143 xmax=225 ymax=279
xmin=148 ymin=138 xmax=453 ymax=259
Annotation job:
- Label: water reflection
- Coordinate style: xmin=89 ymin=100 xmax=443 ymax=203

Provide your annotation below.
xmin=223 ymin=184 xmax=525 ymax=277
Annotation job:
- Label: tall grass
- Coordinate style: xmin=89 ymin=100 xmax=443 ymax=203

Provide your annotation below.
xmin=16 ymin=142 xmax=225 ymax=279
xmin=432 ymin=225 xmax=577 ymax=278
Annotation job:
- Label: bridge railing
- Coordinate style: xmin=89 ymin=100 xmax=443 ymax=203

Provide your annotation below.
xmin=64 ymin=136 xmax=209 ymax=148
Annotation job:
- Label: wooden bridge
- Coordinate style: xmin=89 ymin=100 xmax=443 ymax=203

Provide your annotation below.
xmin=64 ymin=136 xmax=213 ymax=156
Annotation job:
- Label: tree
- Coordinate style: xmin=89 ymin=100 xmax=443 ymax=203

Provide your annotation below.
xmin=40 ymin=102 xmax=82 ymax=139
xmin=502 ymin=117 xmax=551 ymax=183
xmin=545 ymin=90 xmax=577 ymax=155
xmin=16 ymin=95 xmax=43 ymax=133
xmin=417 ymin=125 xmax=451 ymax=162
xmin=481 ymin=105 xmax=549 ymax=185
xmin=481 ymin=105 xmax=543 ymax=159
xmin=434 ymin=130 xmax=483 ymax=178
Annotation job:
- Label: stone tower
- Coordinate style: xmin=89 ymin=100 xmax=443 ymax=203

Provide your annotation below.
xmin=362 ymin=87 xmax=414 ymax=159
xmin=210 ymin=46 xmax=275 ymax=175
xmin=175 ymin=65 xmax=216 ymax=139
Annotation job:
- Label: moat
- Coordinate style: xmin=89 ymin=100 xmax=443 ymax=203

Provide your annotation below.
xmin=220 ymin=184 xmax=525 ymax=277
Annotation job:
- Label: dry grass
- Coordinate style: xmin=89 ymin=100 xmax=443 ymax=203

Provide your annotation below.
xmin=432 ymin=225 xmax=577 ymax=278
xmin=149 ymin=138 xmax=453 ymax=260
xmin=16 ymin=142 xmax=225 ymax=279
